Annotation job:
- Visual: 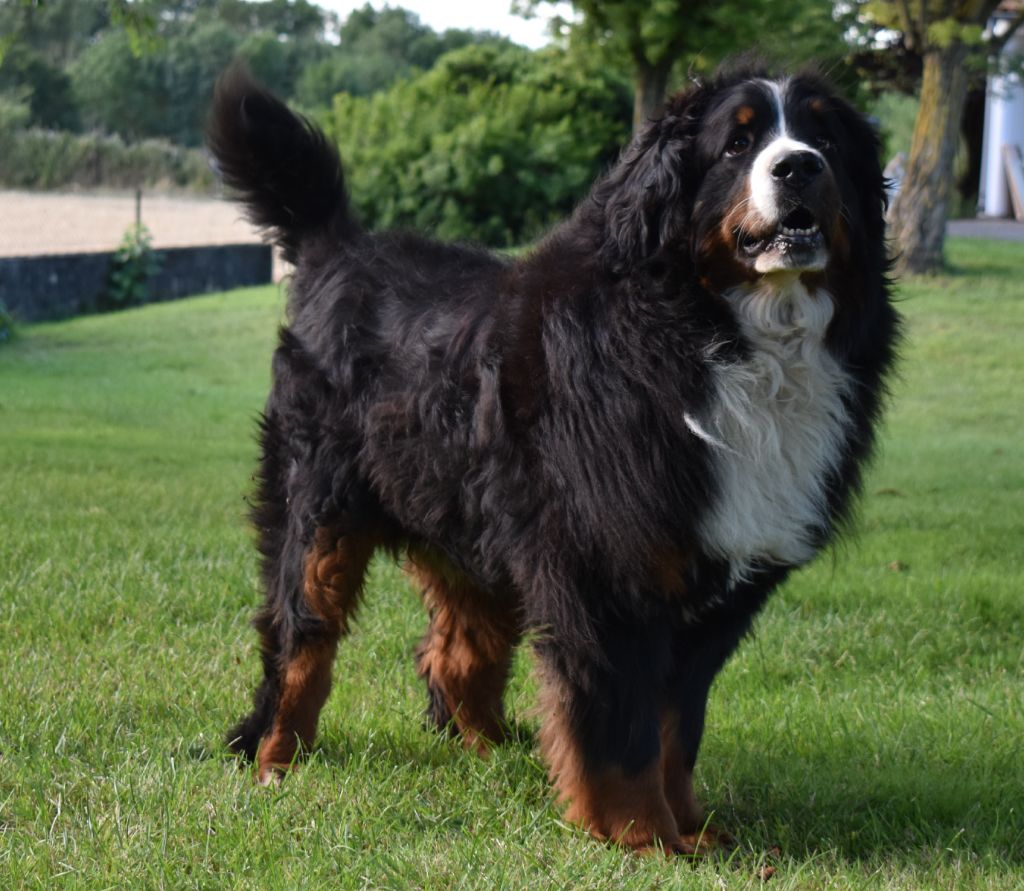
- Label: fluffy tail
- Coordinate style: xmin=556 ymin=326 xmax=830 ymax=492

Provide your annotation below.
xmin=206 ymin=65 xmax=357 ymax=264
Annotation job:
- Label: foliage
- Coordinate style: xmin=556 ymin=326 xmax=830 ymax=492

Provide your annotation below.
xmin=103 ymin=223 xmax=162 ymax=309
xmin=328 ymin=43 xmax=631 ymax=246
xmin=521 ymin=0 xmax=851 ymax=128
xmin=338 ymin=3 xmax=494 ymax=70
xmin=869 ymin=90 xmax=919 ymax=161
xmin=3 ymin=1 xmax=322 ymax=146
xmin=861 ymin=0 xmax=1005 ymax=52
xmin=106 ymin=0 xmax=161 ymax=56
xmin=0 ymin=127 xmax=214 ymax=190
xmin=1 ymin=239 xmax=1023 ymax=887
xmin=213 ymin=0 xmax=326 ymax=39
xmin=0 ymin=41 xmax=80 ymax=129
xmin=0 ymin=88 xmax=31 ymax=132
xmin=2 ymin=1 xmax=507 ymax=150
xmin=235 ymin=29 xmax=309 ymax=99
xmin=71 ymin=23 xmax=240 ymax=146
xmin=848 ymin=0 xmax=1024 ymax=92
xmin=296 ymin=5 xmax=504 ymax=110
xmin=0 ymin=0 xmax=109 ymax=65
xmin=863 ymin=0 xmax=1022 ymax=273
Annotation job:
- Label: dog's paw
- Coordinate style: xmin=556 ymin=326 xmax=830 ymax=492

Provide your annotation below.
xmin=256 ymin=764 xmax=288 ymax=787
xmin=677 ymin=823 xmax=737 ymax=856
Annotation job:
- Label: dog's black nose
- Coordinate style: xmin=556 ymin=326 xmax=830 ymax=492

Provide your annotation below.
xmin=770 ymin=151 xmax=824 ymax=189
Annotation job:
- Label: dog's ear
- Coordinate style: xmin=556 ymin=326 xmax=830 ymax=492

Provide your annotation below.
xmin=598 ymin=83 xmax=710 ymax=272
xmin=829 ymin=94 xmax=887 ymax=242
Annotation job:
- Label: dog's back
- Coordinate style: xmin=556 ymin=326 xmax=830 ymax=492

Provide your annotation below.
xmin=208 ymin=66 xmax=511 ymax=399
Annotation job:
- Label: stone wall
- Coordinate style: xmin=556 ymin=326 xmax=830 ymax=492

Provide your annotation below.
xmin=0 ymin=243 xmax=272 ymax=323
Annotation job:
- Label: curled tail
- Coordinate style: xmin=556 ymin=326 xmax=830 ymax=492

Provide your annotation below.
xmin=206 ymin=65 xmax=357 ymax=264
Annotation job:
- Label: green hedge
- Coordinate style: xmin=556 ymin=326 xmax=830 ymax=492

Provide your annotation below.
xmin=328 ymin=44 xmax=632 ymax=247
xmin=0 ymin=128 xmax=215 ymax=191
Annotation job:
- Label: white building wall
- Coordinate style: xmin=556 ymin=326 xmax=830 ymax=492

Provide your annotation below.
xmin=980 ymin=21 xmax=1024 ymax=217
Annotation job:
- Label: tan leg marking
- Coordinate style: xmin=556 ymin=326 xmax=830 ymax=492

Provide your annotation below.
xmin=303 ymin=528 xmax=376 ymax=635
xmin=410 ymin=556 xmax=519 ymax=752
xmin=538 ymin=672 xmax=681 ymax=852
xmin=257 ymin=640 xmax=336 ymax=783
xmin=257 ymin=528 xmax=376 ymax=783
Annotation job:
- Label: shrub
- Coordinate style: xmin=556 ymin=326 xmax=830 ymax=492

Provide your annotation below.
xmin=327 ymin=44 xmax=631 ymax=247
xmin=0 ymin=128 xmax=215 ymax=191
xmin=0 ymin=90 xmax=31 ymax=133
xmin=104 ymin=224 xmax=162 ymax=309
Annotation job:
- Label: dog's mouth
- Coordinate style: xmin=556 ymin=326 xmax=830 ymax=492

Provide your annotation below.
xmin=739 ymin=206 xmax=828 ymax=272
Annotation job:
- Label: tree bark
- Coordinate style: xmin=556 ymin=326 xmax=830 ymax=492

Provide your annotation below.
xmin=632 ymin=60 xmax=671 ymax=132
xmin=889 ymin=41 xmax=972 ymax=275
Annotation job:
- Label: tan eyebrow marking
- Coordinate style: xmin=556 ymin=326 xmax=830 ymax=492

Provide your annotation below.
xmin=735 ymin=105 xmax=755 ymax=125
xmin=809 ymin=97 xmax=827 ymax=114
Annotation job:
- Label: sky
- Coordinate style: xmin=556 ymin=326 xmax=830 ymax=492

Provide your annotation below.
xmin=314 ymin=0 xmax=572 ymax=49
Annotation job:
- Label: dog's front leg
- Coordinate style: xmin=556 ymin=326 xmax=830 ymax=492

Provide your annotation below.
xmin=534 ymin=619 xmax=682 ymax=853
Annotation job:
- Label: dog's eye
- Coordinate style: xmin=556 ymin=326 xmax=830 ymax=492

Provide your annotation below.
xmin=725 ymin=135 xmax=751 ymax=157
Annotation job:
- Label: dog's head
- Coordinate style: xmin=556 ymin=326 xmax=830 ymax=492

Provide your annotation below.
xmin=597 ymin=69 xmax=887 ymax=294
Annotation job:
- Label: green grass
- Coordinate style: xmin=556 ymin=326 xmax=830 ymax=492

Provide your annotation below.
xmin=1 ymin=239 xmax=1022 ymax=889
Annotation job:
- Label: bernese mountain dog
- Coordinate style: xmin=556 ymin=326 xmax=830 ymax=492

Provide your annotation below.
xmin=208 ymin=62 xmax=897 ymax=853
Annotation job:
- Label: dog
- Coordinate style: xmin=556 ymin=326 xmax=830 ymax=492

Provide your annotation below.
xmin=208 ymin=62 xmax=897 ymax=853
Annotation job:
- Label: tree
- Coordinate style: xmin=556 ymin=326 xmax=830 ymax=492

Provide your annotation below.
xmin=296 ymin=5 xmax=502 ymax=109
xmin=0 ymin=0 xmax=109 ymax=65
xmin=866 ymin=1 xmax=1024 ymax=274
xmin=213 ymin=0 xmax=326 ymax=39
xmin=236 ymin=29 xmax=325 ymax=99
xmin=71 ymin=19 xmax=238 ymax=145
xmin=71 ymin=30 xmax=163 ymax=140
xmin=60 ymin=2 xmax=336 ymax=144
xmin=519 ymin=0 xmax=848 ymax=131
xmin=0 ymin=42 xmax=80 ymax=129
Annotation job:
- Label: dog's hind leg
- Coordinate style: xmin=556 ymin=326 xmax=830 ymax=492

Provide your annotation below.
xmin=254 ymin=526 xmax=375 ymax=784
xmin=409 ymin=558 xmax=520 ymax=752
xmin=227 ymin=323 xmax=381 ymax=780
xmin=227 ymin=515 xmax=376 ymax=784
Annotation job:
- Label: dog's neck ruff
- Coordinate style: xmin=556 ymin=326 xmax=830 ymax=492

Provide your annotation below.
xmin=686 ymin=276 xmax=854 ymax=581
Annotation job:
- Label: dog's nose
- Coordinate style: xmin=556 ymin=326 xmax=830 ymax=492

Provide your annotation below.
xmin=770 ymin=151 xmax=824 ymax=189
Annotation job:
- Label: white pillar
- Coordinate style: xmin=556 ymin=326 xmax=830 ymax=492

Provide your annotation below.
xmin=980 ymin=22 xmax=1024 ymax=217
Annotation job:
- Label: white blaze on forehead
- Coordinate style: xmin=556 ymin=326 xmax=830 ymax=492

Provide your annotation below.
xmin=749 ymin=79 xmax=824 ymax=224
xmin=761 ymin=79 xmax=789 ymax=138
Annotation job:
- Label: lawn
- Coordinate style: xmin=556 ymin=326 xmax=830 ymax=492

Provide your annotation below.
xmin=1 ymin=238 xmax=1021 ymax=889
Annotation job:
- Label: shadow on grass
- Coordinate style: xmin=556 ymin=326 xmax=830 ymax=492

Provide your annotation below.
xmin=307 ymin=718 xmax=1022 ymax=866
xmin=312 ymin=715 xmax=539 ymax=771
xmin=201 ymin=691 xmax=1020 ymax=867
xmin=710 ymin=748 xmax=1024 ymax=865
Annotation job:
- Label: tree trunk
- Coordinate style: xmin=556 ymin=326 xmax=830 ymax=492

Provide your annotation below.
xmin=889 ymin=42 xmax=971 ymax=275
xmin=632 ymin=61 xmax=671 ymax=133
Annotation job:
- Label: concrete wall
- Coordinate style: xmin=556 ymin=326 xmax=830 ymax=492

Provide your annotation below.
xmin=0 ymin=243 xmax=273 ymax=323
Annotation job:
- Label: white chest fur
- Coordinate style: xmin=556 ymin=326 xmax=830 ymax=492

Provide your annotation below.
xmin=685 ymin=279 xmax=854 ymax=579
